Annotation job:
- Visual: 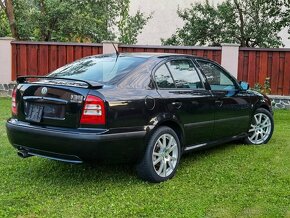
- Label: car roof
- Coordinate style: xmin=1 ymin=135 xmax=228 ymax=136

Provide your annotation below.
xmin=102 ymin=52 xmax=197 ymax=59
xmin=93 ymin=52 xmax=215 ymax=63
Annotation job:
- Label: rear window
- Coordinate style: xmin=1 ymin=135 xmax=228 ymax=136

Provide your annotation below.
xmin=48 ymin=56 xmax=146 ymax=85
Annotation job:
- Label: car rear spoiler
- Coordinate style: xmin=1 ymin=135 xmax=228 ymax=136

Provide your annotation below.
xmin=17 ymin=76 xmax=103 ymax=89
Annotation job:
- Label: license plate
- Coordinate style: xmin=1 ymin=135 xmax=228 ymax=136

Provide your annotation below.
xmin=26 ymin=104 xmax=44 ymax=123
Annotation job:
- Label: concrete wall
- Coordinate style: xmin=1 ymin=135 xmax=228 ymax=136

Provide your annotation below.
xmin=221 ymin=44 xmax=240 ymax=78
xmin=0 ymin=37 xmax=13 ymax=84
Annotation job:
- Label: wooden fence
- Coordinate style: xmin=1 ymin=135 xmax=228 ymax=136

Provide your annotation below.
xmin=10 ymin=41 xmax=290 ymax=95
xmin=119 ymin=45 xmax=222 ymax=64
xmin=11 ymin=41 xmax=103 ymax=80
xmin=238 ymin=48 xmax=290 ymax=95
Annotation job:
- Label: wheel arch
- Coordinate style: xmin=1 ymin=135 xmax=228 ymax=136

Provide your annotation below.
xmin=259 ymin=104 xmax=271 ymax=112
xmin=147 ymin=118 xmax=185 ymax=148
xmin=254 ymin=102 xmax=272 ymax=114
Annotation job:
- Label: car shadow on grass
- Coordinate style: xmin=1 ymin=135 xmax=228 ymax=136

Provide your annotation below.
xmin=21 ymin=141 xmax=242 ymax=185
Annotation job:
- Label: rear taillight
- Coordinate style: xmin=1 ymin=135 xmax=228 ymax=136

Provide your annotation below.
xmin=80 ymin=95 xmax=106 ymax=125
xmin=11 ymin=88 xmax=17 ymax=115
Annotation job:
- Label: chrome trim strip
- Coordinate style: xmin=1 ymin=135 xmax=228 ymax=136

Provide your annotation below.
xmin=184 ymin=143 xmax=207 ymax=151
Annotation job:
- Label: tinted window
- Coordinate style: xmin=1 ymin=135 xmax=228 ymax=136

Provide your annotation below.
xmin=154 ymin=64 xmax=175 ymax=88
xmin=166 ymin=59 xmax=202 ymax=89
xmin=48 ymin=56 xmax=146 ymax=85
xmin=197 ymin=60 xmax=236 ymax=91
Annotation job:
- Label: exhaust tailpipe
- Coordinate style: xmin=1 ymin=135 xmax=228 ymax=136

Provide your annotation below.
xmin=17 ymin=150 xmax=32 ymax=158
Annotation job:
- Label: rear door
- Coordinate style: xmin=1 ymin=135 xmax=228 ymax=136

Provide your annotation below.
xmin=196 ymin=59 xmax=252 ymax=140
xmin=154 ymin=58 xmax=215 ymax=145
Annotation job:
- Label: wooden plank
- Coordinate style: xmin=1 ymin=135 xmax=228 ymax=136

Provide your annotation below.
xmin=237 ymin=51 xmax=244 ymax=81
xmin=255 ymin=52 xmax=260 ymax=84
xmin=176 ymin=49 xmax=184 ymax=54
xmin=196 ymin=50 xmax=204 ymax=58
xmin=66 ymin=46 xmax=74 ymax=64
xmin=242 ymin=51 xmax=249 ymax=82
xmin=82 ymin=46 xmax=92 ymax=57
xmin=135 ymin=48 xmax=145 ymax=52
xmin=92 ymin=47 xmax=100 ymax=55
xmin=119 ymin=47 xmax=126 ymax=53
xmin=99 ymin=47 xmax=103 ymax=54
xmin=207 ymin=50 xmax=213 ymax=61
xmin=19 ymin=44 xmax=28 ymax=76
xmin=16 ymin=45 xmax=21 ymax=78
xmin=74 ymin=46 xmax=83 ymax=60
xmin=267 ymin=52 xmax=272 ymax=78
xmin=278 ymin=52 xmax=285 ymax=95
xmin=49 ymin=45 xmax=58 ymax=72
xmin=203 ymin=50 xmax=208 ymax=58
xmin=11 ymin=44 xmax=17 ymax=80
xmin=247 ymin=51 xmax=256 ymax=87
xmin=216 ymin=51 xmax=222 ymax=64
xmin=27 ymin=45 xmax=38 ymax=75
xmin=283 ymin=52 xmax=290 ymax=95
xmin=271 ymin=52 xmax=279 ymax=94
xmin=39 ymin=45 xmax=49 ymax=75
xmin=187 ymin=49 xmax=193 ymax=55
xmin=58 ymin=45 xmax=66 ymax=67
xmin=146 ymin=48 xmax=155 ymax=52
xmin=259 ymin=52 xmax=268 ymax=84
xmin=127 ymin=47 xmax=134 ymax=52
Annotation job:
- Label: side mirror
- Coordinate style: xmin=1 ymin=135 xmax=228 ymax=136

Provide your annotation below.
xmin=239 ymin=81 xmax=249 ymax=90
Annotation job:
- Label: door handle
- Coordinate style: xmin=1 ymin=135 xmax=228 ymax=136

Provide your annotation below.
xmin=215 ymin=100 xmax=223 ymax=107
xmin=171 ymin=101 xmax=182 ymax=109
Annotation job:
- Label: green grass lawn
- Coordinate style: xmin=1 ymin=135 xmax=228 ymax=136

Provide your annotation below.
xmin=0 ymin=97 xmax=290 ymax=218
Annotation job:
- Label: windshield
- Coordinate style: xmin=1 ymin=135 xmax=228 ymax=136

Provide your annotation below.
xmin=48 ymin=56 xmax=146 ymax=85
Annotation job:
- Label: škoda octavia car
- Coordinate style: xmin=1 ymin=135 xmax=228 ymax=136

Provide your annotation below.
xmin=6 ymin=53 xmax=274 ymax=182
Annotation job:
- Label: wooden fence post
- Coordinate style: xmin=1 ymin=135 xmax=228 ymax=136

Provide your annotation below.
xmin=221 ymin=43 xmax=240 ymax=78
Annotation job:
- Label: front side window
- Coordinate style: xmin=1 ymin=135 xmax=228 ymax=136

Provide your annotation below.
xmin=197 ymin=60 xmax=236 ymax=91
xmin=166 ymin=59 xmax=203 ymax=89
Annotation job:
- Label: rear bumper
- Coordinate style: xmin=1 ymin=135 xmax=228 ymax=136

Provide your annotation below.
xmin=6 ymin=119 xmax=147 ymax=163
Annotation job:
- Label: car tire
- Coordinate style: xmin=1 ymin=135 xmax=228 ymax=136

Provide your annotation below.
xmin=244 ymin=108 xmax=274 ymax=145
xmin=136 ymin=126 xmax=181 ymax=183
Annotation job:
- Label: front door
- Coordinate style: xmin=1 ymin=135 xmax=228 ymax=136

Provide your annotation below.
xmin=196 ymin=59 xmax=252 ymax=140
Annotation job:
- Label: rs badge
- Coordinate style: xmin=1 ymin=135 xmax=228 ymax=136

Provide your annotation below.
xmin=70 ymin=94 xmax=83 ymax=103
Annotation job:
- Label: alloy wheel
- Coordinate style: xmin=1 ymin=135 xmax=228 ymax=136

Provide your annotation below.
xmin=152 ymin=133 xmax=178 ymax=177
xmin=247 ymin=112 xmax=272 ymax=144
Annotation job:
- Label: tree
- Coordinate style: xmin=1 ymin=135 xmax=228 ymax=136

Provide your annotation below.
xmin=0 ymin=0 xmax=18 ymax=39
xmin=117 ymin=0 xmax=152 ymax=44
xmin=162 ymin=0 xmax=290 ymax=47
xmin=0 ymin=0 xmax=151 ymax=43
xmin=29 ymin=0 xmax=119 ymax=42
xmin=0 ymin=7 xmax=10 ymax=37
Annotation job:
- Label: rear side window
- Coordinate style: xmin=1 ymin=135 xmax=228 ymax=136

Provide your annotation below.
xmin=48 ymin=56 xmax=146 ymax=85
xmin=166 ymin=59 xmax=203 ymax=89
xmin=154 ymin=64 xmax=175 ymax=88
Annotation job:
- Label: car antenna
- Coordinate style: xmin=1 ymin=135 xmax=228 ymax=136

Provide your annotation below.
xmin=108 ymin=42 xmax=119 ymax=77
xmin=112 ymin=42 xmax=119 ymax=57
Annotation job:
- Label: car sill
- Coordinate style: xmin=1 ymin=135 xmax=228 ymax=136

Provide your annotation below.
xmin=184 ymin=133 xmax=247 ymax=152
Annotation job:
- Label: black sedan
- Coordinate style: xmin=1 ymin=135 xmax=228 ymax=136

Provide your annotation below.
xmin=6 ymin=53 xmax=274 ymax=182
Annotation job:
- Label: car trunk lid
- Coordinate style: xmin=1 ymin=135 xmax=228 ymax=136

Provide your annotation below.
xmin=15 ymin=77 xmax=104 ymax=128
